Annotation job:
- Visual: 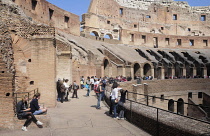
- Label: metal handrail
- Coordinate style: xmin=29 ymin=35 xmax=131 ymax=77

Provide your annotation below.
xmin=13 ymin=88 xmax=39 ymax=114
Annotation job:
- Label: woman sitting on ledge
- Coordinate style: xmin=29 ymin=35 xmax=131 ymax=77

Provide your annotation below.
xmin=16 ymin=95 xmax=43 ymax=131
xmin=30 ymin=93 xmax=47 ymax=115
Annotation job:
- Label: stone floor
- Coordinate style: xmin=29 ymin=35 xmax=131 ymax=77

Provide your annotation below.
xmin=0 ymin=89 xmax=151 ymax=136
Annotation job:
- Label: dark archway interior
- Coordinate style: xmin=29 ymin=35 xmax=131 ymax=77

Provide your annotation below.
xmin=168 ymin=99 xmax=174 ymax=112
xmin=177 ymin=98 xmax=184 ymax=115
xmin=144 ymin=63 xmax=151 ymax=76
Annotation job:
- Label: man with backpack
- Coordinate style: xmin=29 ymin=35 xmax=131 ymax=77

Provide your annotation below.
xmin=96 ymin=81 xmax=105 ymax=109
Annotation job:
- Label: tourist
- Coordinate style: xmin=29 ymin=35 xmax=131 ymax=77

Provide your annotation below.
xmin=90 ymin=76 xmax=95 ymax=91
xmin=16 ymin=95 xmax=43 ymax=131
xmin=111 ymin=82 xmax=121 ymax=119
xmin=56 ymin=78 xmax=61 ymax=101
xmin=96 ymin=81 xmax=105 ymax=109
xmin=30 ymin=93 xmax=47 ymax=115
xmin=118 ymin=89 xmax=128 ymax=120
xmin=72 ymin=80 xmax=79 ymax=99
xmin=59 ymin=80 xmax=66 ymax=103
xmin=86 ymin=76 xmax=91 ymax=96
xmin=63 ymin=79 xmax=70 ymax=101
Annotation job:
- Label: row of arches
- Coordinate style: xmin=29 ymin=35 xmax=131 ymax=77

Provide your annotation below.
xmin=168 ymin=98 xmax=184 ymax=114
xmin=90 ymin=31 xmax=113 ymax=39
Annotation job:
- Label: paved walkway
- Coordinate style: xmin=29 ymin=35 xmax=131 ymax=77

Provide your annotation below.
xmin=1 ymin=89 xmax=151 ymax=136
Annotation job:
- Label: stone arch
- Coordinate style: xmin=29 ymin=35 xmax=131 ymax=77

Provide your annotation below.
xmin=177 ymin=98 xmax=184 ymax=114
xmin=104 ymin=33 xmax=113 ymax=39
xmin=143 ymin=63 xmax=152 ymax=77
xmin=174 ymin=62 xmax=183 ymax=78
xmin=90 ymin=31 xmax=99 ymax=37
xmin=207 ymin=64 xmax=210 ymax=77
xmin=133 ymin=63 xmax=141 ymax=79
xmin=168 ymin=99 xmax=174 ymax=112
xmin=102 ymin=57 xmax=112 ymax=77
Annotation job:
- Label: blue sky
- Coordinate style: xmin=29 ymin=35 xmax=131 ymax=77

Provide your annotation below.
xmin=47 ymin=0 xmax=210 ymax=16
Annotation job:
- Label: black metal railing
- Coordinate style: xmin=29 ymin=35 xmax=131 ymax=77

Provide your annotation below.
xmin=126 ymin=91 xmax=210 ymax=136
xmin=104 ymin=88 xmax=210 ymax=136
xmin=13 ymin=88 xmax=39 ymax=114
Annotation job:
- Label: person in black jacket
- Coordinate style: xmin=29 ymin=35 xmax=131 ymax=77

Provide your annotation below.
xmin=16 ymin=95 xmax=43 ymax=131
xmin=30 ymin=93 xmax=47 ymax=115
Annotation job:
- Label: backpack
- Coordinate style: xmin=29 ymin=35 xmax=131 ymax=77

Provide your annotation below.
xmin=73 ymin=84 xmax=78 ymax=90
xmin=95 ymin=85 xmax=100 ymax=93
xmin=102 ymin=80 xmax=106 ymax=88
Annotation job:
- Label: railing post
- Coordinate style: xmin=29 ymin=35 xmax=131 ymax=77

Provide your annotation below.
xmin=147 ymin=95 xmax=149 ymax=106
xmin=130 ymin=100 xmax=132 ymax=123
xmin=157 ymin=108 xmax=159 ymax=136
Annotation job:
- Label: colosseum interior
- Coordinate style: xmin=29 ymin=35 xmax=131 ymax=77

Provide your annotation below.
xmin=0 ymin=0 xmax=210 ymax=135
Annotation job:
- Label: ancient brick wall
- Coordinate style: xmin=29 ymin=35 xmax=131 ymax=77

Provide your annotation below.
xmin=12 ymin=0 xmax=80 ymax=36
xmin=142 ymin=79 xmax=210 ymax=94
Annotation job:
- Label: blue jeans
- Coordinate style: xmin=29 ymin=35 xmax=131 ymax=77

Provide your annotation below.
xmin=33 ymin=109 xmax=43 ymax=115
xmin=111 ymin=99 xmax=118 ymax=118
xmin=86 ymin=85 xmax=90 ymax=96
xmin=96 ymin=93 xmax=102 ymax=108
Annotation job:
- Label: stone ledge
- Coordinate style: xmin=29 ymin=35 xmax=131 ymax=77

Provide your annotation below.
xmin=13 ymin=114 xmax=50 ymax=130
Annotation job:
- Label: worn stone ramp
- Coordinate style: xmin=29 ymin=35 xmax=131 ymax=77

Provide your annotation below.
xmin=0 ymin=89 xmax=151 ymax=136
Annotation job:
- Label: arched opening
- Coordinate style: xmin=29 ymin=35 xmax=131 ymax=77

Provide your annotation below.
xmin=90 ymin=31 xmax=99 ymax=37
xmin=134 ymin=63 xmax=140 ymax=79
xmin=168 ymin=99 xmax=174 ymax=112
xmin=207 ymin=64 xmax=210 ymax=77
xmin=196 ymin=67 xmax=204 ymax=78
xmin=104 ymin=34 xmax=113 ymax=39
xmin=104 ymin=59 xmax=109 ymax=76
xmin=144 ymin=63 xmax=151 ymax=77
xmin=177 ymin=98 xmax=184 ymax=114
xmin=175 ymin=63 xmax=183 ymax=78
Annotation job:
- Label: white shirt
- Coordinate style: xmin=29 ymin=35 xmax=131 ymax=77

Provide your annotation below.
xmin=64 ymin=82 xmax=69 ymax=89
xmin=90 ymin=78 xmax=94 ymax=84
xmin=111 ymin=88 xmax=121 ymax=100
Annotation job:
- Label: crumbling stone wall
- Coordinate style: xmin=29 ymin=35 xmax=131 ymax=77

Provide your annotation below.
xmin=12 ymin=0 xmax=80 ymax=36
xmin=82 ymin=0 xmax=210 ymax=48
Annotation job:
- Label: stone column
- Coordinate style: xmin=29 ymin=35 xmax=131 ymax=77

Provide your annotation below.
xmin=172 ymin=68 xmax=175 ymax=79
xmin=131 ymin=67 xmax=134 ymax=80
xmin=151 ymin=68 xmax=155 ymax=78
xmin=140 ymin=67 xmax=144 ymax=77
xmin=123 ymin=67 xmax=126 ymax=77
xmin=204 ymin=67 xmax=207 ymax=78
xmin=109 ymin=66 xmax=112 ymax=77
xmin=161 ymin=67 xmax=165 ymax=79
xmin=101 ymin=66 xmax=104 ymax=77
xmin=193 ymin=67 xmax=197 ymax=77
xmin=183 ymin=67 xmax=186 ymax=77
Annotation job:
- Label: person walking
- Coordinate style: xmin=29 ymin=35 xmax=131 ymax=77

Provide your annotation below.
xmin=16 ymin=95 xmax=43 ymax=131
